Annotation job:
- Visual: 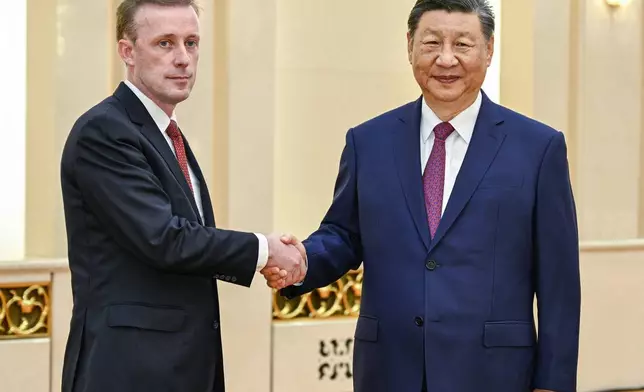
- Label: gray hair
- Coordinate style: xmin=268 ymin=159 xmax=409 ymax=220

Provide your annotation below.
xmin=407 ymin=0 xmax=495 ymax=41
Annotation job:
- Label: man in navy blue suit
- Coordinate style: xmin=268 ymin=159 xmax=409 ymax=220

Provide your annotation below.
xmin=267 ymin=0 xmax=581 ymax=391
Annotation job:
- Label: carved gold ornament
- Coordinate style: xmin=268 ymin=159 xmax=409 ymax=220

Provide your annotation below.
xmin=0 ymin=284 xmax=50 ymax=338
xmin=273 ymin=270 xmax=362 ymax=320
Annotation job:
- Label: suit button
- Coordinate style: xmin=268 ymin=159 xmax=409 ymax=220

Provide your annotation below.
xmin=231 ymin=276 xmax=237 ymax=282
xmin=225 ymin=276 xmax=231 ymax=281
xmin=425 ymin=260 xmax=437 ymax=271
xmin=212 ymin=321 xmax=219 ymax=330
xmin=414 ymin=317 xmax=424 ymax=327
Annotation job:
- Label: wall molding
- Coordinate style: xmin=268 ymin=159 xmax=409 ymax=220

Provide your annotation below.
xmin=0 ymin=259 xmax=68 ymax=273
xmin=580 ymin=239 xmax=644 ymax=252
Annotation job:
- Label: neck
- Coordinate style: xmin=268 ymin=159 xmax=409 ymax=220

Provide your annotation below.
xmin=424 ymin=92 xmax=478 ymax=122
xmin=126 ymin=76 xmax=175 ymax=118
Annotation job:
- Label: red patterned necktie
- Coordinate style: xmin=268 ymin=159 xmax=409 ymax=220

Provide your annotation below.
xmin=166 ymin=120 xmax=193 ymax=193
xmin=423 ymin=122 xmax=455 ymax=238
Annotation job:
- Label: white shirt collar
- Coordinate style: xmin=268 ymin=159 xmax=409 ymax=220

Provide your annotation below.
xmin=124 ymin=80 xmax=177 ymax=133
xmin=421 ymin=91 xmax=482 ymax=144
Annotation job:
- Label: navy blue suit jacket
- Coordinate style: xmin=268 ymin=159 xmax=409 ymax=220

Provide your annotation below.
xmin=282 ymin=92 xmax=580 ymax=392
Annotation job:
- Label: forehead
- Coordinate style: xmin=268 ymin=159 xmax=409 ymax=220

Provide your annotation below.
xmin=415 ymin=10 xmax=482 ymax=38
xmin=134 ymin=4 xmax=199 ymax=37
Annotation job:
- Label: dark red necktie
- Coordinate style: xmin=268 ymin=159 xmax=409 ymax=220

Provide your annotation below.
xmin=423 ymin=122 xmax=455 ymax=238
xmin=166 ymin=120 xmax=193 ymax=193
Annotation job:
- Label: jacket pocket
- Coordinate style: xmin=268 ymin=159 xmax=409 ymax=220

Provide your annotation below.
xmin=107 ymin=304 xmax=186 ymax=332
xmin=483 ymin=321 xmax=535 ymax=347
xmin=354 ymin=314 xmax=378 ymax=342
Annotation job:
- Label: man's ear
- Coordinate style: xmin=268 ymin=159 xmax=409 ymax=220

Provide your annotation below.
xmin=118 ymin=38 xmax=135 ymax=66
xmin=485 ymin=35 xmax=494 ymax=67
xmin=407 ymin=31 xmax=413 ymax=64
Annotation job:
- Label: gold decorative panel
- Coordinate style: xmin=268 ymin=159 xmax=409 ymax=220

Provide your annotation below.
xmin=272 ymin=270 xmax=362 ymax=320
xmin=0 ymin=283 xmax=50 ymax=339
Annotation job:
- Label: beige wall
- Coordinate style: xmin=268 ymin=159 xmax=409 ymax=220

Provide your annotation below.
xmin=1 ymin=0 xmax=643 ymax=391
xmin=273 ymin=0 xmax=419 ymax=237
xmin=502 ymin=0 xmax=644 ymax=242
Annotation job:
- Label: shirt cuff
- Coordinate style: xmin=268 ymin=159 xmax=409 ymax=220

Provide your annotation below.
xmin=254 ymin=233 xmax=269 ymax=271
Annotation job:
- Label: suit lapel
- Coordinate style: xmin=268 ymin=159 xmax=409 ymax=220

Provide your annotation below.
xmin=184 ymin=140 xmax=216 ymax=227
xmin=393 ymin=97 xmax=431 ymax=250
xmin=428 ymin=93 xmax=506 ymax=252
xmin=113 ymin=82 xmax=202 ymax=222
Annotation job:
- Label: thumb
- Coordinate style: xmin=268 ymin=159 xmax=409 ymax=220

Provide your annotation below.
xmin=280 ymin=233 xmax=298 ymax=245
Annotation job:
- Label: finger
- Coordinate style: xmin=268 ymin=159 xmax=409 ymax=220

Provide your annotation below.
xmin=261 ymin=271 xmax=282 ymax=281
xmin=267 ymin=280 xmax=282 ymax=289
xmin=266 ymin=276 xmax=285 ymax=288
xmin=295 ymin=266 xmax=306 ymax=284
xmin=293 ymin=242 xmax=306 ymax=258
xmin=260 ymin=266 xmax=280 ymax=275
xmin=265 ymin=275 xmax=283 ymax=284
xmin=280 ymin=233 xmax=299 ymax=245
xmin=264 ymin=271 xmax=286 ymax=282
xmin=263 ymin=266 xmax=289 ymax=280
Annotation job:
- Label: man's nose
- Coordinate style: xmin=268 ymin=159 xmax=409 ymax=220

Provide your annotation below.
xmin=174 ymin=46 xmax=190 ymax=66
xmin=435 ymin=46 xmax=458 ymax=67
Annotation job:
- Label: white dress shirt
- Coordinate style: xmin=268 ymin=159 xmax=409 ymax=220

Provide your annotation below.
xmin=420 ymin=91 xmax=482 ymax=213
xmin=124 ymin=80 xmax=268 ymax=271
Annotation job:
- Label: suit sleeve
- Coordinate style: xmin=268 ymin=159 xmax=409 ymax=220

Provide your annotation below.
xmin=281 ymin=129 xmax=363 ymax=299
xmin=72 ymin=115 xmax=258 ymax=286
xmin=532 ymin=131 xmax=581 ymax=392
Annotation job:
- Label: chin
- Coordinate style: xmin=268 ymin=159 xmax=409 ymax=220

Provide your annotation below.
xmin=428 ymin=90 xmax=462 ymax=103
xmin=168 ymin=90 xmax=191 ymax=104
xmin=426 ymin=82 xmax=464 ymax=101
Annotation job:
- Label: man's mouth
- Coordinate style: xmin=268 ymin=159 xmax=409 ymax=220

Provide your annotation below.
xmin=434 ymin=76 xmax=460 ymax=84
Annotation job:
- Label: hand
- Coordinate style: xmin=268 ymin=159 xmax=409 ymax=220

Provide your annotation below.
xmin=261 ymin=233 xmax=307 ymax=289
xmin=281 ymin=233 xmax=307 ymax=283
xmin=260 ymin=233 xmax=306 ymax=289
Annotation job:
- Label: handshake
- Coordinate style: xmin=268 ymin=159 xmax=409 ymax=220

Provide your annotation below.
xmin=260 ymin=234 xmax=307 ymax=289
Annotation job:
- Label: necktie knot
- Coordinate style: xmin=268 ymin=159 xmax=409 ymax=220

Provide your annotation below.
xmin=433 ymin=122 xmax=455 ymax=141
xmin=166 ymin=120 xmax=181 ymax=140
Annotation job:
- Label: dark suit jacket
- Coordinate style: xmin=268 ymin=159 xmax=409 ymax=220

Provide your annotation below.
xmin=282 ymin=92 xmax=581 ymax=392
xmin=60 ymin=82 xmax=259 ymax=392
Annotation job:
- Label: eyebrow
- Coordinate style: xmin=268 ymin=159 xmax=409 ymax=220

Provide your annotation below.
xmin=153 ymin=33 xmax=200 ymax=40
xmin=419 ymin=29 xmax=475 ymax=39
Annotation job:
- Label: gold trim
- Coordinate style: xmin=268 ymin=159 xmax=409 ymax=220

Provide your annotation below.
xmin=0 ymin=283 xmax=50 ymax=339
xmin=272 ymin=270 xmax=362 ymax=320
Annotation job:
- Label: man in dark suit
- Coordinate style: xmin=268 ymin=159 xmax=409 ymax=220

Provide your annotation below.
xmin=267 ymin=1 xmax=580 ymax=391
xmin=59 ymin=1 xmax=305 ymax=391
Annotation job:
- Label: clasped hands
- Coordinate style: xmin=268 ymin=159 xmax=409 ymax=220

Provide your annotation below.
xmin=260 ymin=233 xmax=306 ymax=289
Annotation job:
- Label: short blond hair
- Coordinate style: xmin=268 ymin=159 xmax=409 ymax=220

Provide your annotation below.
xmin=116 ymin=0 xmax=200 ymax=42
